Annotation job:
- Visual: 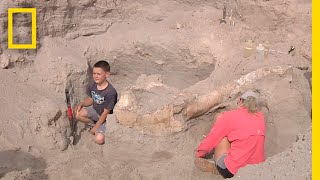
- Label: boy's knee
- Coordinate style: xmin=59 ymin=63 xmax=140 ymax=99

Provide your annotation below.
xmin=95 ymin=134 xmax=105 ymax=145
xmin=75 ymin=109 xmax=86 ymax=120
xmin=75 ymin=112 xmax=82 ymax=121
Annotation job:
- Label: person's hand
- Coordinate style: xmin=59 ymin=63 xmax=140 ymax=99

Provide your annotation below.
xmin=75 ymin=103 xmax=83 ymax=112
xmin=90 ymin=125 xmax=97 ymax=135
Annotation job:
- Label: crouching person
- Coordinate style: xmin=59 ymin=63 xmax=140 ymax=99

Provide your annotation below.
xmin=195 ymin=90 xmax=265 ymax=178
xmin=75 ymin=60 xmax=118 ymax=145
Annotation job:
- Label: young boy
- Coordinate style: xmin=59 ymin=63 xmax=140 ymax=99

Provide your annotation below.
xmin=75 ymin=60 xmax=118 ymax=145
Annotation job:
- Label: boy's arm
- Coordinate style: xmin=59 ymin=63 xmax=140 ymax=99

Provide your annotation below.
xmin=76 ymin=97 xmax=93 ymax=112
xmin=90 ymin=91 xmax=117 ymax=134
xmin=80 ymin=97 xmax=93 ymax=107
xmin=90 ymin=108 xmax=110 ymax=134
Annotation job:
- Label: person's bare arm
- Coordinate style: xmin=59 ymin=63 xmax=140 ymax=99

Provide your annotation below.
xmin=90 ymin=108 xmax=110 ymax=134
xmin=81 ymin=97 xmax=93 ymax=107
xmin=76 ymin=97 xmax=93 ymax=112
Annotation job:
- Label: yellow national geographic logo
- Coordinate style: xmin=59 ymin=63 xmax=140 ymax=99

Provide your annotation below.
xmin=8 ymin=8 xmax=37 ymax=49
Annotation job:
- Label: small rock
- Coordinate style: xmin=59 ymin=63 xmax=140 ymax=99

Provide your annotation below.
xmin=17 ymin=56 xmax=25 ymax=62
xmin=155 ymin=60 xmax=164 ymax=65
xmin=0 ymin=55 xmax=10 ymax=69
xmin=27 ymin=145 xmax=32 ymax=152
xmin=176 ymin=23 xmax=182 ymax=29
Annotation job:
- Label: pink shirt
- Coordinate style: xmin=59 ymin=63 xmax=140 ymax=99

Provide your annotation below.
xmin=196 ymin=107 xmax=265 ymax=174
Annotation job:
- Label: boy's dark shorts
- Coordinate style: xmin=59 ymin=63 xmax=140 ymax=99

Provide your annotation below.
xmin=85 ymin=106 xmax=106 ymax=134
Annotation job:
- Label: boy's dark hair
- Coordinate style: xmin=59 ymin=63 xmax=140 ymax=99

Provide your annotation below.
xmin=93 ymin=60 xmax=110 ymax=72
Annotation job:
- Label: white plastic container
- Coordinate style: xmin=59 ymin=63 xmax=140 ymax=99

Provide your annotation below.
xmin=256 ymin=44 xmax=265 ymax=62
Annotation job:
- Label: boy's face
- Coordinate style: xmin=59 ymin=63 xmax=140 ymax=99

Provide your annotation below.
xmin=93 ymin=67 xmax=110 ymax=84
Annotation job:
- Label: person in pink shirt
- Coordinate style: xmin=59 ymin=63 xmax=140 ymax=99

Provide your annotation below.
xmin=196 ymin=90 xmax=265 ymax=178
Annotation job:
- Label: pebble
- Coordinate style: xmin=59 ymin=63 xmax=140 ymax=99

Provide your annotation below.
xmin=176 ymin=23 xmax=182 ymax=29
xmin=0 ymin=55 xmax=10 ymax=69
xmin=155 ymin=60 xmax=164 ymax=65
xmin=27 ymin=145 xmax=32 ymax=152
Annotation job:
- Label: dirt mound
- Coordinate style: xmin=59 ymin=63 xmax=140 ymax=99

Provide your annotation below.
xmin=236 ymin=127 xmax=312 ymax=180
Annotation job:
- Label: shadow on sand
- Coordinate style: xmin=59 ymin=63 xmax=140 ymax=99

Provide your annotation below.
xmin=0 ymin=150 xmax=48 ymax=179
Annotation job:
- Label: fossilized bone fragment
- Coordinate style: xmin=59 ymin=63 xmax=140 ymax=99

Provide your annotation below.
xmin=115 ymin=66 xmax=291 ymax=135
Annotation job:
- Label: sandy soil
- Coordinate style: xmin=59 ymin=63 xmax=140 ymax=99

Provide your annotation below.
xmin=0 ymin=0 xmax=311 ymax=179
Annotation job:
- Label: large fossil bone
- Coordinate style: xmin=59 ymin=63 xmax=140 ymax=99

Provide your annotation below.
xmin=115 ymin=66 xmax=291 ymax=136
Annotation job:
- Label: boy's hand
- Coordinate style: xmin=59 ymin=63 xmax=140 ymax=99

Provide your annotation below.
xmin=75 ymin=103 xmax=83 ymax=112
xmin=90 ymin=126 xmax=97 ymax=135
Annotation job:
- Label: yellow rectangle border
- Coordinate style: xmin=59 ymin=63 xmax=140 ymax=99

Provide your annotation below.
xmin=8 ymin=8 xmax=37 ymax=49
xmin=313 ymin=0 xmax=318 ymax=179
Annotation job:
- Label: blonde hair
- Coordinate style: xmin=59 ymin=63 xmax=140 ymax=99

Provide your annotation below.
xmin=242 ymin=96 xmax=259 ymax=113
